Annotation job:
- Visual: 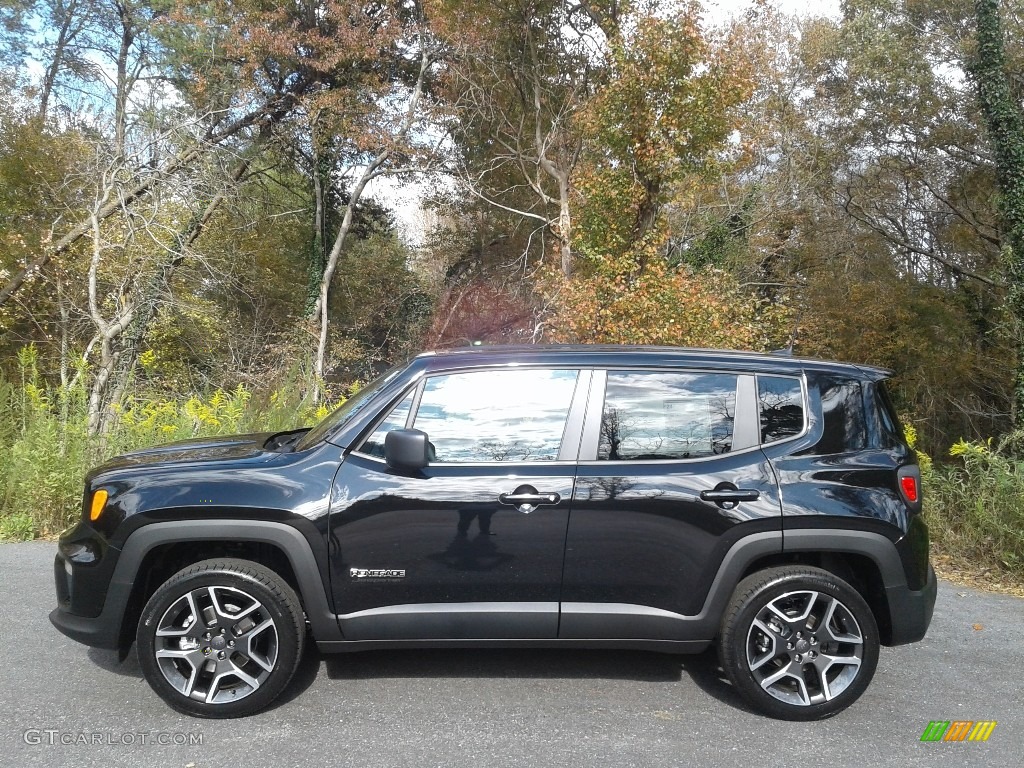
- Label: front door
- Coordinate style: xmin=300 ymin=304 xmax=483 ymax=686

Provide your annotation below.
xmin=328 ymin=367 xmax=588 ymax=641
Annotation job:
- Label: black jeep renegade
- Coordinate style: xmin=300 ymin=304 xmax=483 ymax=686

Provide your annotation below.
xmin=51 ymin=345 xmax=936 ymax=720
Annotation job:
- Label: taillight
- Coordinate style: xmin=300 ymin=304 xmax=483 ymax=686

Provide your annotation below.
xmin=900 ymin=475 xmax=919 ymax=504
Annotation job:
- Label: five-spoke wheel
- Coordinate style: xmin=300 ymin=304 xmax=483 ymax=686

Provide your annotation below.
xmin=137 ymin=559 xmax=305 ymax=718
xmin=719 ymin=566 xmax=879 ymax=720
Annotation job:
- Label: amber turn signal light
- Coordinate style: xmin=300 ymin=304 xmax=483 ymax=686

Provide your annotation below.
xmin=89 ymin=489 xmax=109 ymax=521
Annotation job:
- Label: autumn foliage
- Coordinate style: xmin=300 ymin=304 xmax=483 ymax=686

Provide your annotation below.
xmin=541 ymin=258 xmax=790 ymax=350
xmin=424 ymin=279 xmax=536 ymax=347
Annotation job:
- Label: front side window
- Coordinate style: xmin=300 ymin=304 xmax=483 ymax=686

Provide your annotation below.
xmin=412 ymin=369 xmax=578 ymax=462
xmin=598 ymin=371 xmax=738 ymax=461
xmin=359 ymin=391 xmax=415 ymax=459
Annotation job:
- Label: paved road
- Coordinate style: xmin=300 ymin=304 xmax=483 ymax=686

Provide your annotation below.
xmin=1 ymin=542 xmax=1021 ymax=767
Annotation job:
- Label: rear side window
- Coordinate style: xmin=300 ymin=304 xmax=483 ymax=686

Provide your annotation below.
xmin=598 ymin=371 xmax=737 ymax=461
xmin=413 ymin=369 xmax=578 ymax=462
xmin=757 ymin=376 xmax=804 ymax=443
xmin=817 ymin=376 xmax=867 ymax=453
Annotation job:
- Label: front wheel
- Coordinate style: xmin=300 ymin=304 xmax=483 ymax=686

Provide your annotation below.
xmin=718 ymin=566 xmax=879 ymax=720
xmin=137 ymin=558 xmax=306 ymax=718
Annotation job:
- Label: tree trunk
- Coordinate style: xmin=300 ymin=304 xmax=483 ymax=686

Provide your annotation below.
xmin=306 ymin=128 xmax=330 ymax=317
xmin=971 ymin=0 xmax=1024 ymax=425
xmin=313 ymin=165 xmax=376 ymax=399
xmin=310 ymin=41 xmax=431 ymax=400
xmin=557 ymin=171 xmax=572 ymax=276
xmin=113 ymin=2 xmax=136 ymax=159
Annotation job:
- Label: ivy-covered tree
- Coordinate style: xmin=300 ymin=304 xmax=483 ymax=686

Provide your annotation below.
xmin=970 ymin=0 xmax=1024 ymax=425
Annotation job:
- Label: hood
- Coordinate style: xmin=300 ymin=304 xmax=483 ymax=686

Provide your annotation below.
xmin=95 ymin=433 xmax=273 ymax=473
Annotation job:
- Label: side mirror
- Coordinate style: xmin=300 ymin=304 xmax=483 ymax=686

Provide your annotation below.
xmin=384 ymin=428 xmax=431 ymax=469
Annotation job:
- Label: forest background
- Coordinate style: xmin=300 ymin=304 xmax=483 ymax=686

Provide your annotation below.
xmin=0 ymin=0 xmax=1022 ymax=587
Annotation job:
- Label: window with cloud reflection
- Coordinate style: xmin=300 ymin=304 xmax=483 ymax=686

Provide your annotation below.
xmin=360 ymin=391 xmax=415 ymax=459
xmin=598 ymin=372 xmax=737 ymax=461
xmin=413 ymin=369 xmax=578 ymax=462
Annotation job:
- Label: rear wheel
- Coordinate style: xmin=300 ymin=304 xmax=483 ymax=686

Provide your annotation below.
xmin=137 ymin=558 xmax=305 ymax=718
xmin=718 ymin=566 xmax=879 ymax=720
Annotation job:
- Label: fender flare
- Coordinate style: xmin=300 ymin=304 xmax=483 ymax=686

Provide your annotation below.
xmin=109 ymin=520 xmax=342 ymax=644
xmin=688 ymin=529 xmax=908 ymax=639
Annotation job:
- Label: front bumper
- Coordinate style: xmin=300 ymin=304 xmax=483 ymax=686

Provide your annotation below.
xmin=50 ymin=530 xmax=127 ymax=650
xmin=885 ymin=564 xmax=937 ymax=645
xmin=49 ymin=603 xmax=122 ymax=649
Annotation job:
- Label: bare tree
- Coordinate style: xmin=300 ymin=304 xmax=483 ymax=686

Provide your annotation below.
xmin=309 ymin=22 xmax=437 ymax=398
xmin=442 ymin=0 xmax=615 ymax=276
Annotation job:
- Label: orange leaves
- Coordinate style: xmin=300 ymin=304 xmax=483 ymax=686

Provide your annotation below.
xmin=539 ymin=258 xmax=789 ymax=351
xmin=168 ymin=0 xmax=401 ymax=127
xmin=575 ymin=2 xmax=757 ymax=258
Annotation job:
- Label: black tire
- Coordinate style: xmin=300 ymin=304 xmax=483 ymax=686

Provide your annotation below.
xmin=718 ymin=566 xmax=879 ymax=720
xmin=137 ymin=558 xmax=306 ymax=718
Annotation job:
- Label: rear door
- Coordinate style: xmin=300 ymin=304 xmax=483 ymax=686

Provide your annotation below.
xmin=328 ymin=367 xmax=588 ymax=641
xmin=560 ymin=368 xmax=784 ymax=640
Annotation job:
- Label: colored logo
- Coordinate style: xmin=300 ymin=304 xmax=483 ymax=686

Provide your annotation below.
xmin=920 ymin=721 xmax=997 ymax=742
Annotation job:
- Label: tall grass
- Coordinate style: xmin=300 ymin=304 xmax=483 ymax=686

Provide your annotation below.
xmin=924 ymin=436 xmax=1024 ymax=581
xmin=0 ymin=346 xmax=333 ymax=540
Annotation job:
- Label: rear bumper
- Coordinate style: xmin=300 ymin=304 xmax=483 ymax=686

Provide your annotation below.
xmin=885 ymin=564 xmax=937 ymax=645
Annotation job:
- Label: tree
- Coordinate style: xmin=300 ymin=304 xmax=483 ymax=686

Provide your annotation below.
xmin=436 ymin=0 xmax=616 ymax=276
xmin=575 ymin=3 xmax=753 ymax=261
xmin=970 ymin=0 xmax=1024 ymax=425
xmin=308 ymin=6 xmax=437 ymax=396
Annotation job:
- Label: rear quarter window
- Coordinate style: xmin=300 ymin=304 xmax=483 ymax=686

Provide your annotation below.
xmin=757 ymin=376 xmax=804 ymax=444
xmin=873 ymin=380 xmax=908 ymax=449
xmin=815 ymin=375 xmax=867 ymax=454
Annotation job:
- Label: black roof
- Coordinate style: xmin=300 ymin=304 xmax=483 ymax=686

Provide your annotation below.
xmin=412 ymin=345 xmax=891 ymax=381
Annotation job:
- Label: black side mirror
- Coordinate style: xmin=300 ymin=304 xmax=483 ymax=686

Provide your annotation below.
xmin=384 ymin=428 xmax=431 ymax=469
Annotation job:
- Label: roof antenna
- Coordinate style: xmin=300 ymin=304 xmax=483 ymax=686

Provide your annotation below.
xmin=772 ymin=310 xmax=802 ymax=357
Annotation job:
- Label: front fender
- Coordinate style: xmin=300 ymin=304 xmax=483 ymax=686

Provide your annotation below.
xmin=50 ymin=520 xmax=342 ymax=651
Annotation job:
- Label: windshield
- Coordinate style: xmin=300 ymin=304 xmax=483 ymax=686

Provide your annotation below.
xmin=294 ymin=364 xmax=406 ymax=451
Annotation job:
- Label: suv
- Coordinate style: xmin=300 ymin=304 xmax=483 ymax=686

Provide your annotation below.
xmin=51 ymin=346 xmax=936 ymax=720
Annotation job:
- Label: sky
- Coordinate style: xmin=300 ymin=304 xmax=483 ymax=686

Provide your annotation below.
xmin=705 ymin=0 xmax=841 ymax=21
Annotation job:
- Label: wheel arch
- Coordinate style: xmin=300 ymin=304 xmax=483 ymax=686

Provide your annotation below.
xmin=111 ymin=520 xmax=342 ymax=655
xmin=735 ymin=530 xmax=907 ymax=645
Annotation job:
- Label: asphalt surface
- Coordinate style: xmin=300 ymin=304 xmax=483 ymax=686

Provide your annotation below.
xmin=1 ymin=541 xmax=1021 ymax=768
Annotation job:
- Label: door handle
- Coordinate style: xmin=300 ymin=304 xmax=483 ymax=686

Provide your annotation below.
xmin=498 ymin=489 xmax=560 ymax=514
xmin=699 ymin=489 xmax=760 ymax=509
xmin=700 ymin=489 xmax=760 ymax=502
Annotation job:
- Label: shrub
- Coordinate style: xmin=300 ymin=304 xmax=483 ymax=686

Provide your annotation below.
xmin=924 ymin=435 xmax=1024 ymax=580
xmin=0 ymin=348 xmax=341 ymax=540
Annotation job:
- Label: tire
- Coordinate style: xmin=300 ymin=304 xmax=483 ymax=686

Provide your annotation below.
xmin=718 ymin=566 xmax=879 ymax=720
xmin=137 ymin=558 xmax=306 ymax=718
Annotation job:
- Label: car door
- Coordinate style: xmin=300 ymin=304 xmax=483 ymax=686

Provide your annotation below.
xmin=327 ymin=367 xmax=589 ymax=641
xmin=560 ymin=368 xmax=784 ymax=641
